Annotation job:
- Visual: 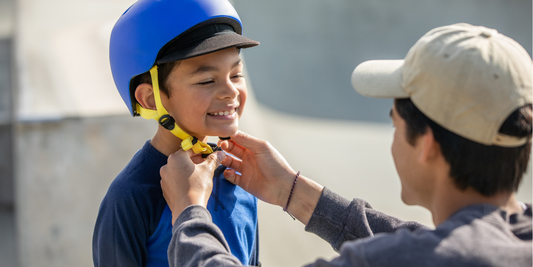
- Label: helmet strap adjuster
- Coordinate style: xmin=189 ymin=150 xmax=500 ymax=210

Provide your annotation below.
xmin=158 ymin=114 xmax=176 ymax=130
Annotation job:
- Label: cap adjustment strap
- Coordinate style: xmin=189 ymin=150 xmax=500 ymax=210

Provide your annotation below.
xmin=493 ymin=133 xmax=530 ymax=147
xmin=136 ymin=65 xmax=214 ymax=155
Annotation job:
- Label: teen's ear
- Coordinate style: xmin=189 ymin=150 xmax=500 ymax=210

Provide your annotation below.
xmin=135 ymin=83 xmax=156 ymax=110
xmin=418 ymin=127 xmax=441 ymax=163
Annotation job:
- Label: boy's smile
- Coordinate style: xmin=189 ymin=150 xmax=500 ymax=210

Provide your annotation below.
xmin=207 ymin=108 xmax=237 ymax=117
xmin=161 ymin=47 xmax=247 ymax=141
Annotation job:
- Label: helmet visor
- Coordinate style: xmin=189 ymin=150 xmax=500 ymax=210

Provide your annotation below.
xmin=156 ymin=23 xmax=259 ymax=64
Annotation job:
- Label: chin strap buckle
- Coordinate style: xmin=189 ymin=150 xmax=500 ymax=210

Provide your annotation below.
xmin=201 ymin=143 xmax=223 ymax=158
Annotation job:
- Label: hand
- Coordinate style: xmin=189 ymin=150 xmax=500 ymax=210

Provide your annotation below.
xmin=160 ymin=149 xmax=225 ymax=224
xmin=218 ymin=131 xmax=298 ymax=207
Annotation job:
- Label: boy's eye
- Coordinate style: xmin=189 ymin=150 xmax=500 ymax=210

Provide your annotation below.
xmin=197 ymin=80 xmax=214 ymax=85
xmin=232 ymin=74 xmax=244 ymax=80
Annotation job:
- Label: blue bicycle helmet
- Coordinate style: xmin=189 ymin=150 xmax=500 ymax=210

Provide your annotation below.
xmin=110 ymin=0 xmax=259 ymax=116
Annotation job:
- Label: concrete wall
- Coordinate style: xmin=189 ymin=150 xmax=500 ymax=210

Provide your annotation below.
xmin=0 ymin=38 xmax=13 ymax=208
xmin=0 ymin=0 xmax=16 ymax=265
xmin=0 ymin=38 xmax=16 ymax=267
xmin=234 ymin=0 xmax=532 ymax=123
xmin=10 ymin=1 xmax=533 ymax=267
xmin=16 ymin=117 xmax=155 ymax=266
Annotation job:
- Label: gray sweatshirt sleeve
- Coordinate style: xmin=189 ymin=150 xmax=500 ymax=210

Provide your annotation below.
xmin=168 ymin=205 xmax=243 ymax=267
xmin=305 ymin=187 xmax=428 ymax=252
xmin=168 ymin=189 xmax=428 ymax=267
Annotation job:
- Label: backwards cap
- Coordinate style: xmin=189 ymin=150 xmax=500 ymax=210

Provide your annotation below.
xmin=351 ymin=23 xmax=532 ymax=147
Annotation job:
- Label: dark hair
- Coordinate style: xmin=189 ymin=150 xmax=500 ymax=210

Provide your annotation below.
xmin=394 ymin=98 xmax=532 ymax=196
xmin=132 ymin=61 xmax=180 ymax=101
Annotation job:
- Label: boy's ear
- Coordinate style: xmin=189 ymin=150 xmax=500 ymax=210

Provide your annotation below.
xmin=135 ymin=83 xmax=156 ymax=110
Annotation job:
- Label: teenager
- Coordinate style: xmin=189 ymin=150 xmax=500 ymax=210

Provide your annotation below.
xmin=160 ymin=23 xmax=532 ymax=266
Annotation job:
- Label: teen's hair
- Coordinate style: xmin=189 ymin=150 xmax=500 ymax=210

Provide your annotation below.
xmin=394 ymin=98 xmax=532 ymax=196
xmin=133 ymin=61 xmax=180 ymax=98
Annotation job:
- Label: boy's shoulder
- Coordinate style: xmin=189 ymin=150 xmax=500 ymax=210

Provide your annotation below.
xmin=104 ymin=140 xmax=167 ymax=204
xmin=114 ymin=140 xmax=166 ymax=184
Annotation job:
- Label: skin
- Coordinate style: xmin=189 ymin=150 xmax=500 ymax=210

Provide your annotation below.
xmin=390 ymin=105 xmax=441 ymax=208
xmin=160 ymin=102 xmax=524 ymax=227
xmin=135 ymin=47 xmax=247 ymax=157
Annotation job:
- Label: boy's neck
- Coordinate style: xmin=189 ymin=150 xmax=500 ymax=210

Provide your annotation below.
xmin=150 ymin=125 xmax=207 ymax=157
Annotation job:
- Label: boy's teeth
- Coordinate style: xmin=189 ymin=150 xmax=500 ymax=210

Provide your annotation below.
xmin=211 ymin=110 xmax=234 ymax=116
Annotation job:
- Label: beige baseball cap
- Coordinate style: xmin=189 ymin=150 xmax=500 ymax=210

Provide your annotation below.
xmin=351 ymin=23 xmax=532 ymax=147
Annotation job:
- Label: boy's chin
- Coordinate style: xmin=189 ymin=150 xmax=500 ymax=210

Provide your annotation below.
xmin=210 ymin=127 xmax=238 ymax=138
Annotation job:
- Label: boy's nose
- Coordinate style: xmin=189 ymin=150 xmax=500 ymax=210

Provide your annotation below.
xmin=218 ymin=79 xmax=240 ymax=99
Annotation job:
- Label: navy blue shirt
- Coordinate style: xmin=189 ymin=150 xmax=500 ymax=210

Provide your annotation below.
xmin=93 ymin=141 xmax=259 ymax=266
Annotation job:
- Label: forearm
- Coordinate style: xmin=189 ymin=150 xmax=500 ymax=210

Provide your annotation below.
xmin=282 ymin=174 xmax=324 ymax=225
xmin=168 ymin=205 xmax=243 ymax=267
xmin=305 ymin=188 xmax=429 ymax=251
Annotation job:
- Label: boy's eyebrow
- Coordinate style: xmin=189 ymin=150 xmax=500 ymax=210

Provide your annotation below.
xmin=189 ymin=59 xmax=242 ymax=76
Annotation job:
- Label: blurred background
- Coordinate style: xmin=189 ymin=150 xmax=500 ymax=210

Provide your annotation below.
xmin=0 ymin=0 xmax=531 ymax=266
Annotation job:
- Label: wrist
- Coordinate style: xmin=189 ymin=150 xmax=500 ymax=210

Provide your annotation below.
xmin=282 ymin=171 xmax=301 ymax=220
xmin=169 ymin=195 xmax=209 ymax=225
xmin=284 ymin=175 xmax=324 ymax=225
xmin=276 ymin=170 xmax=300 ymax=207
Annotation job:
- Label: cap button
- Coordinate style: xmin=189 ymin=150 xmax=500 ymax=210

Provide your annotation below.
xmin=480 ymin=29 xmax=497 ymax=38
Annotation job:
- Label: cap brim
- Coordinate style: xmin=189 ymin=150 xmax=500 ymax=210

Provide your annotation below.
xmin=157 ymin=33 xmax=259 ymax=64
xmin=351 ymin=60 xmax=409 ymax=99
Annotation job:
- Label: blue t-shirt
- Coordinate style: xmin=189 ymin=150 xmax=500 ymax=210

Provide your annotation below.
xmin=93 ymin=141 xmax=259 ymax=266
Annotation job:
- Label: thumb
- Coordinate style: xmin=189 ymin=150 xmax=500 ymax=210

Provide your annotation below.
xmin=203 ymin=151 xmax=226 ymax=170
xmin=230 ymin=131 xmax=267 ymax=152
xmin=167 ymin=147 xmax=193 ymax=165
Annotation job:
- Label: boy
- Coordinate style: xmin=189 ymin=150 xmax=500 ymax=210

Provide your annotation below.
xmin=92 ymin=0 xmax=260 ymax=266
xmin=160 ymin=23 xmax=532 ymax=266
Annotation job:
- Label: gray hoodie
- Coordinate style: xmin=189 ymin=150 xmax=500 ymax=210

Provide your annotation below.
xmin=169 ymin=187 xmax=532 ymax=267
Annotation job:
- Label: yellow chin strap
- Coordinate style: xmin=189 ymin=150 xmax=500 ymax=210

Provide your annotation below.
xmin=136 ymin=65 xmax=214 ymax=155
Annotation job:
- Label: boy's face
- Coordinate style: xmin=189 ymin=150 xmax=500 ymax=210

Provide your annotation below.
xmin=161 ymin=47 xmax=247 ymax=140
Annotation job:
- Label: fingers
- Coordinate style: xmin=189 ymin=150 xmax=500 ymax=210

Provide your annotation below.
xmin=220 ymin=153 xmax=242 ymax=173
xmin=219 ymin=139 xmax=245 ymax=159
xmin=230 ymin=131 xmax=265 ymax=151
xmin=220 ymin=130 xmax=267 ymax=158
xmin=223 ymin=168 xmax=241 ymax=185
xmin=167 ymin=148 xmax=193 ymax=161
xmin=203 ymin=151 xmax=226 ymax=170
xmin=165 ymin=149 xmax=193 ymax=171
